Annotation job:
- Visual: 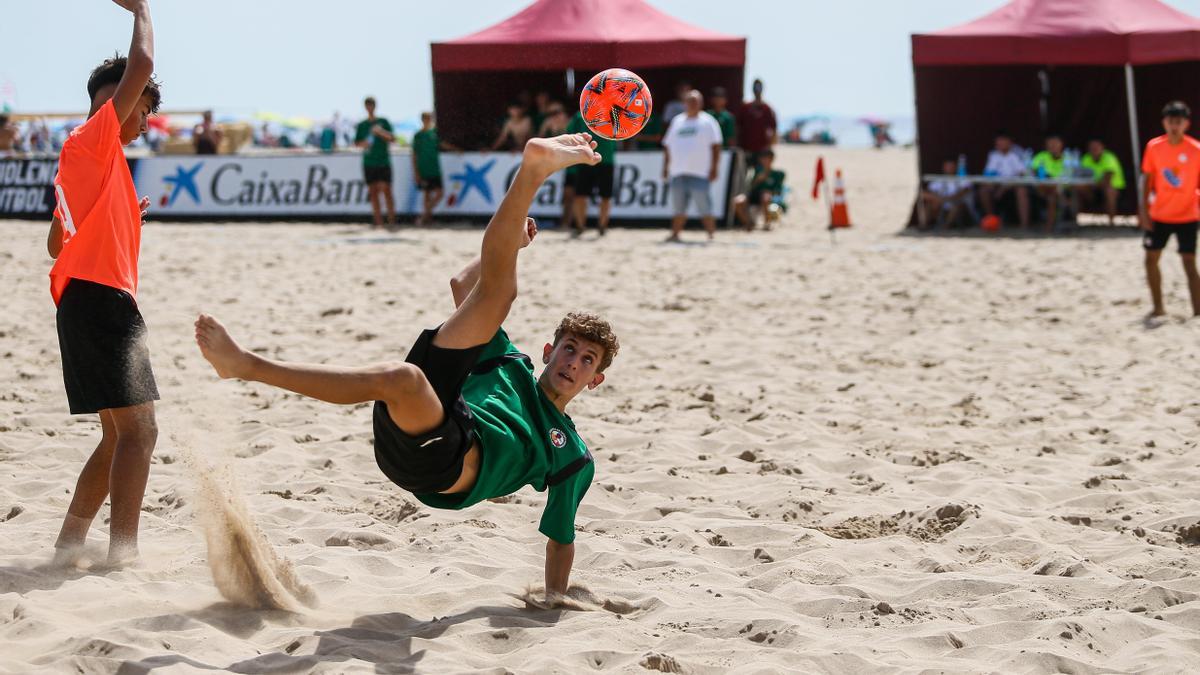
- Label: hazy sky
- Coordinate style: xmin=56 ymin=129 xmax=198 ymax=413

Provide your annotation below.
xmin=5 ymin=0 xmax=1200 ymax=121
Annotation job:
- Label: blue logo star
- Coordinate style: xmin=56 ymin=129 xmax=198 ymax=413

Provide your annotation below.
xmin=163 ymin=163 xmax=203 ymax=205
xmin=450 ymin=159 xmax=496 ymax=204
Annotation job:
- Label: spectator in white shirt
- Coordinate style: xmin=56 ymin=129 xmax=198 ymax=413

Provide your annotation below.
xmin=920 ymin=159 xmax=973 ymax=229
xmin=662 ymin=90 xmax=723 ymax=242
xmin=979 ymin=132 xmax=1031 ymax=228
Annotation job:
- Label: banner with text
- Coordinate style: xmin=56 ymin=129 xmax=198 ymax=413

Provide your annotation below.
xmin=130 ymin=151 xmax=733 ymax=220
xmin=0 ymin=158 xmax=58 ymax=218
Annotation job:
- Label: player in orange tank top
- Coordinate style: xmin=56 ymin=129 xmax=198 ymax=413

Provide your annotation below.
xmin=45 ymin=0 xmax=164 ymax=568
xmin=1140 ymin=100 xmax=1200 ymax=320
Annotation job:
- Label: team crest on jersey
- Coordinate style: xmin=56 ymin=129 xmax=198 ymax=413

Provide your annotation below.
xmin=1181 ymin=153 xmax=1190 ymax=163
xmin=549 ymin=428 xmax=567 ymax=448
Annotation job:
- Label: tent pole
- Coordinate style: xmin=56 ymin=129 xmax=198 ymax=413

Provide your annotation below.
xmin=1125 ymin=63 xmax=1143 ymax=209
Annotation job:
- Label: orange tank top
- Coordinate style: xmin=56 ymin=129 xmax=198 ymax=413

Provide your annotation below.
xmin=49 ymin=99 xmax=142 ymax=305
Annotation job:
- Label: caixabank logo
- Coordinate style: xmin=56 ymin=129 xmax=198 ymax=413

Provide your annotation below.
xmin=152 ymin=159 xmax=373 ymax=210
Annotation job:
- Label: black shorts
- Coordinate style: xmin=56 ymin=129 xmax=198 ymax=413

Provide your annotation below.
xmin=373 ymin=327 xmax=487 ymax=494
xmin=1144 ymin=221 xmax=1199 ymax=254
xmin=56 ymin=279 xmax=159 ymax=415
xmin=573 ymin=163 xmax=615 ymax=199
xmin=417 ymin=176 xmax=443 ymax=191
xmin=363 ymin=165 xmax=393 ymax=185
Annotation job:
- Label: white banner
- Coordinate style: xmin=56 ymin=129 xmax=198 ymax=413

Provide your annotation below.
xmin=132 ymin=150 xmax=733 ymax=220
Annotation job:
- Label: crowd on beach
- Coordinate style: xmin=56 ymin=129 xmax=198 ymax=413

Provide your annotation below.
xmin=342 ymin=79 xmax=790 ymax=235
xmin=1 ymin=78 xmax=791 ymax=236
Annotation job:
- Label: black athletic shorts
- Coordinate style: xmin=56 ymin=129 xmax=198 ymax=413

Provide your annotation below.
xmin=417 ymin=176 xmax=443 ymax=191
xmin=56 ymin=279 xmax=159 ymax=415
xmin=1144 ymin=221 xmax=1199 ymax=254
xmin=363 ymin=165 xmax=393 ymax=185
xmin=373 ymin=327 xmax=488 ymax=494
xmin=573 ymin=163 xmax=615 ymax=199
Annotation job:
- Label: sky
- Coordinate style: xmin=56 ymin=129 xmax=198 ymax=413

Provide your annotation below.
xmin=5 ymin=0 xmax=1200 ymax=123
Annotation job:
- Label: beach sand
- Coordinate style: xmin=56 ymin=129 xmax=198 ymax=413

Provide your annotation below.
xmin=2 ymin=145 xmax=1200 ymax=673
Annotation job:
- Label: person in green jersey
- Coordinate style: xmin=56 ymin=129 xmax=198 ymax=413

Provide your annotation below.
xmin=355 ymin=96 xmax=396 ymax=229
xmin=707 ymin=87 xmax=737 ymax=149
xmin=193 ymin=132 xmax=618 ymax=602
xmin=1030 ymin=133 xmax=1067 ymax=232
xmin=567 ymin=110 xmax=616 ymax=236
xmin=734 ymin=149 xmax=786 ymax=230
xmin=412 ymin=111 xmax=445 ymax=226
xmin=1079 ymin=138 xmax=1126 ymax=226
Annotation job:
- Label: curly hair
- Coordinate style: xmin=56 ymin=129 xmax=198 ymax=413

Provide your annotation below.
xmin=553 ymin=312 xmax=619 ymax=373
xmin=87 ymin=54 xmax=162 ymax=114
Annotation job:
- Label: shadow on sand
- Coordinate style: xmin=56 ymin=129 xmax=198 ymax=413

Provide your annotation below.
xmin=113 ymin=602 xmax=566 ymax=674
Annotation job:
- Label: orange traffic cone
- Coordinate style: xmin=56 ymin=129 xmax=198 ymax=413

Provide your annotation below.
xmin=830 ymin=169 xmax=851 ymax=229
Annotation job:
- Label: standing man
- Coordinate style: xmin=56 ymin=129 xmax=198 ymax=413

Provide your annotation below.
xmin=412 ymin=112 xmax=444 ymax=226
xmin=45 ymin=0 xmax=162 ymax=567
xmin=662 ymin=90 xmax=722 ymax=242
xmin=1140 ymin=100 xmax=1200 ymax=318
xmin=707 ymin=87 xmax=737 ymax=149
xmin=567 ymin=109 xmax=616 ymax=236
xmin=736 ymin=79 xmax=776 ymax=158
xmin=192 ymin=110 xmax=222 ymax=155
xmin=355 ymin=96 xmax=396 ymax=229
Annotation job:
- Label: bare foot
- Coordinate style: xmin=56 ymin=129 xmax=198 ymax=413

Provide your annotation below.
xmin=105 ymin=541 xmax=140 ymax=568
xmin=195 ymin=314 xmax=253 ymax=379
xmin=50 ymin=545 xmax=86 ymax=569
xmin=522 ymin=133 xmax=600 ymax=178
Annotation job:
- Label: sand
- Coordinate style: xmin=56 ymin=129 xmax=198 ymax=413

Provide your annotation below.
xmin=2 ymin=145 xmax=1200 ymax=673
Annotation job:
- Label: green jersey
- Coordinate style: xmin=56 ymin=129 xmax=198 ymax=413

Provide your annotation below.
xmin=708 ymin=108 xmax=736 ymax=148
xmin=412 ymin=128 xmax=442 ymax=179
xmin=355 ymin=117 xmax=393 ymax=168
xmin=1030 ymin=150 xmax=1064 ymax=178
xmin=1081 ymin=149 xmax=1126 ymax=189
xmin=636 ymin=112 xmax=664 ymax=151
xmin=415 ymin=329 xmax=594 ymax=544
xmin=751 ymin=167 xmax=786 ymax=195
xmin=568 ymin=112 xmax=616 ymax=165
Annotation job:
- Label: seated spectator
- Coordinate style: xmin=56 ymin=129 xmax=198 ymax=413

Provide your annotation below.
xmin=919 ymin=159 xmax=973 ymax=229
xmin=1030 ymin=133 xmax=1068 ymax=231
xmin=979 ymin=132 xmax=1031 ymax=228
xmin=1078 ymin=138 xmax=1125 ymax=226
xmin=538 ymin=102 xmax=568 ymax=137
xmin=734 ymin=149 xmax=786 ymax=231
xmin=0 ymin=115 xmax=19 ymax=153
xmin=491 ymin=102 xmax=534 ymax=152
xmin=531 ymin=90 xmax=552 ymax=134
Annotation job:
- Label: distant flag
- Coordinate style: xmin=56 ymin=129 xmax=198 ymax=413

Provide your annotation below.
xmin=811 ymin=156 xmax=826 ymax=200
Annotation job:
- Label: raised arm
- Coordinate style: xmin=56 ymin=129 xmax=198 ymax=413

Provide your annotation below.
xmin=110 ymin=0 xmax=155 ymax=125
xmin=545 ymin=539 xmax=575 ymax=597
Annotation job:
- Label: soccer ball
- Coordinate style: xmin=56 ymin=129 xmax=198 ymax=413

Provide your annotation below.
xmin=579 ymin=68 xmax=652 ymax=141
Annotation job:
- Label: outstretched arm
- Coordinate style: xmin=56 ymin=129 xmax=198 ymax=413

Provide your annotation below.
xmin=545 ymin=539 xmax=575 ymax=597
xmin=110 ymin=0 xmax=154 ymax=125
xmin=449 ymin=218 xmax=536 ymax=308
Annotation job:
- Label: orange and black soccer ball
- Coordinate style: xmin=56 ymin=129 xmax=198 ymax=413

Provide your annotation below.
xmin=579 ymin=68 xmax=652 ymax=141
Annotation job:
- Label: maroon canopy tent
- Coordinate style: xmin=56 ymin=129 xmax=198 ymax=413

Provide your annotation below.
xmin=911 ymin=0 xmax=1200 ymax=217
xmin=431 ymin=0 xmax=745 ymax=148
